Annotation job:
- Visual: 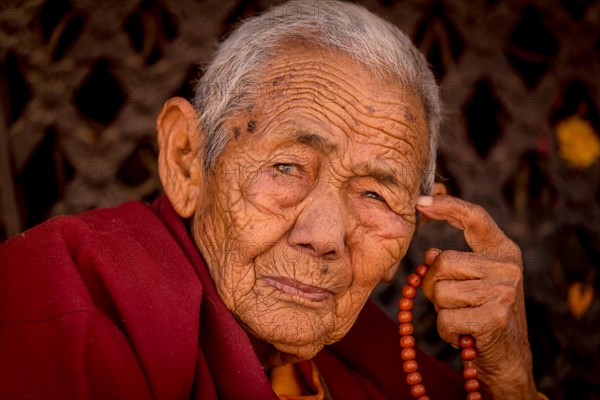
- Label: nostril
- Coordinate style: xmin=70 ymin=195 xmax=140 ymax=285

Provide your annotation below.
xmin=323 ymin=249 xmax=337 ymax=259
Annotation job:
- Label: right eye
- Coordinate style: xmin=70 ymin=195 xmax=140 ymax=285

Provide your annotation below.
xmin=362 ymin=191 xmax=386 ymax=202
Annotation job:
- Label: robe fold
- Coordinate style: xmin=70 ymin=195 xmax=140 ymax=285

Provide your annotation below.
xmin=0 ymin=196 xmax=464 ymax=399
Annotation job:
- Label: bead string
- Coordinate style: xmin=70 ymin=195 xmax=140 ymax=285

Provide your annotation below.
xmin=398 ymin=264 xmax=483 ymax=400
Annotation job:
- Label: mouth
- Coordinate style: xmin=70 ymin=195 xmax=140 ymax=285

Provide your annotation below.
xmin=262 ymin=277 xmax=332 ymax=302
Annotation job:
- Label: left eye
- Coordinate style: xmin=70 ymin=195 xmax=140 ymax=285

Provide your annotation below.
xmin=273 ymin=163 xmax=301 ymax=175
xmin=363 ymin=191 xmax=385 ymax=202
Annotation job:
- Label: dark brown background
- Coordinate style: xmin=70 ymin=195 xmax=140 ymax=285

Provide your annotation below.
xmin=1 ymin=0 xmax=599 ymax=398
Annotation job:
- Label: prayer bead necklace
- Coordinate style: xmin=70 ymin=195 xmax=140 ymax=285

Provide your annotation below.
xmin=398 ymin=264 xmax=483 ymax=400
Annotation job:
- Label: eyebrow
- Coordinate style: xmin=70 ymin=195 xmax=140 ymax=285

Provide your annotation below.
xmin=360 ymin=163 xmax=400 ymax=187
xmin=292 ymin=131 xmax=337 ymax=154
xmin=289 ymin=130 xmax=402 ymax=189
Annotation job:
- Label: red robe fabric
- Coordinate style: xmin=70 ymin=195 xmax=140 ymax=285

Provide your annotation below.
xmin=0 ymin=196 xmax=464 ymax=399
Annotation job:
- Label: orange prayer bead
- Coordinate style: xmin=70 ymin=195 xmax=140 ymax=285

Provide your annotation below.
xmin=460 ymin=336 xmax=475 ymax=348
xmin=464 ymin=378 xmax=480 ymax=392
xmin=410 ymin=384 xmax=426 ymax=397
xmin=399 ymin=323 xmax=414 ymax=335
xmin=402 ymin=285 xmax=417 ymax=299
xmin=398 ymin=311 xmax=413 ymax=323
xmin=400 ymin=335 xmax=415 ymax=348
xmin=407 ymin=273 xmax=422 ymax=288
xmin=406 ymin=372 xmax=422 ymax=385
xmin=463 ymin=367 xmax=478 ymax=379
xmin=401 ymin=348 xmax=416 ymax=360
xmin=403 ymin=360 xmax=418 ymax=373
xmin=415 ymin=264 xmax=428 ymax=277
xmin=461 ymin=348 xmax=477 ymax=361
xmin=398 ymin=298 xmax=413 ymax=310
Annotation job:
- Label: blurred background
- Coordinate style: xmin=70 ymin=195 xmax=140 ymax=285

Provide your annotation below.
xmin=1 ymin=0 xmax=599 ymax=398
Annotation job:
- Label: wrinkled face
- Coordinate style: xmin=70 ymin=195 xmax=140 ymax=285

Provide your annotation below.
xmin=192 ymin=45 xmax=429 ymax=361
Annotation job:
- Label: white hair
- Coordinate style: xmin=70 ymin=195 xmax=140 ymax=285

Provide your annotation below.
xmin=193 ymin=0 xmax=440 ymax=194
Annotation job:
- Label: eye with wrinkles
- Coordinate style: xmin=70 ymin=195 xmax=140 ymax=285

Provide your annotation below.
xmin=362 ymin=191 xmax=386 ymax=202
xmin=275 ymin=163 xmax=299 ymax=175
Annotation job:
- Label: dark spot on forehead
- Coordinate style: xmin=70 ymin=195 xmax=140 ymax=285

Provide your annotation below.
xmin=365 ymin=105 xmax=375 ymax=113
xmin=247 ymin=120 xmax=256 ymax=133
xmin=233 ymin=127 xmax=241 ymax=138
xmin=272 ymin=76 xmax=283 ymax=86
xmin=400 ymin=104 xmax=416 ymax=123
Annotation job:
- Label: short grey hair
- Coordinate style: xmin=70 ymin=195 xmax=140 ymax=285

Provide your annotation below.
xmin=193 ymin=0 xmax=440 ymax=194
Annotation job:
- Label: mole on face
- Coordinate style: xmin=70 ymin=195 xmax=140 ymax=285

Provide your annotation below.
xmin=233 ymin=127 xmax=241 ymax=138
xmin=272 ymin=76 xmax=283 ymax=86
xmin=247 ymin=120 xmax=256 ymax=133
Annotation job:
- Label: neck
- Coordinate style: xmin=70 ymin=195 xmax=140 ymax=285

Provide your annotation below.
xmin=248 ymin=334 xmax=305 ymax=369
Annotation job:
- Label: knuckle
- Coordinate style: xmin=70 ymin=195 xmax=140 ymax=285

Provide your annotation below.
xmin=490 ymin=306 xmax=510 ymax=330
xmin=496 ymin=285 xmax=516 ymax=304
xmin=503 ymin=262 xmax=523 ymax=285
xmin=440 ymin=249 xmax=462 ymax=264
xmin=432 ymin=282 xmax=446 ymax=303
xmin=508 ymin=243 xmax=523 ymax=265
xmin=469 ymin=203 xmax=488 ymax=219
xmin=436 ymin=311 xmax=458 ymax=341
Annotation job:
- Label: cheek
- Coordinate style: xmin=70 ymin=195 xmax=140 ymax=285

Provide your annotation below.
xmin=347 ymin=212 xmax=414 ymax=288
xmin=349 ymin=196 xmax=415 ymax=240
xmin=219 ymin=174 xmax=304 ymax=264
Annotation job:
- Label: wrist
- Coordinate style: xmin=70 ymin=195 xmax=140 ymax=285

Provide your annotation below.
xmin=477 ymin=361 xmax=537 ymax=400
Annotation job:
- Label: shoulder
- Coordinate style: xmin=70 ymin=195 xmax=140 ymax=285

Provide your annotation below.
xmin=0 ymin=201 xmax=200 ymax=323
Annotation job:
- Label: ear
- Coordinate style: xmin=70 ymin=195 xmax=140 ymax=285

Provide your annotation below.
xmin=419 ymin=182 xmax=447 ymax=225
xmin=157 ymin=97 xmax=204 ymax=218
xmin=431 ymin=182 xmax=447 ymax=196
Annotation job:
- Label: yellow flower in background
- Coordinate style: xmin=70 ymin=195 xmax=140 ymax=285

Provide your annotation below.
xmin=555 ymin=117 xmax=600 ymax=169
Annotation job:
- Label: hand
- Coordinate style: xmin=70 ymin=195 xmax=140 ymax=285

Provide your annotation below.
xmin=416 ymin=195 xmax=538 ymax=400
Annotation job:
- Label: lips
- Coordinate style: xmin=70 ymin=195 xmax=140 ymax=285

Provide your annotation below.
xmin=263 ymin=276 xmax=332 ymax=302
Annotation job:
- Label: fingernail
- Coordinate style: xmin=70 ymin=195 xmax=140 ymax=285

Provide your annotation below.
xmin=424 ymin=248 xmax=440 ymax=265
xmin=417 ymin=196 xmax=433 ymax=206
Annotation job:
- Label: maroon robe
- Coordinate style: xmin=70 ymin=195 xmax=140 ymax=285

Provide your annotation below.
xmin=0 ymin=196 xmax=464 ymax=399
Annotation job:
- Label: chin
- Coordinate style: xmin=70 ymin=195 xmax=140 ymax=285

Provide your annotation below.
xmin=272 ymin=339 xmax=324 ymax=362
xmin=242 ymin=309 xmax=333 ymax=356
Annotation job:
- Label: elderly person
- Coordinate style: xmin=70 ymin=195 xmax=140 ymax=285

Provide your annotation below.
xmin=0 ymin=1 xmax=542 ymax=399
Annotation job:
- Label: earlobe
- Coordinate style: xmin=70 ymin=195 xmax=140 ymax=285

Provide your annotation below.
xmin=157 ymin=97 xmax=204 ymax=218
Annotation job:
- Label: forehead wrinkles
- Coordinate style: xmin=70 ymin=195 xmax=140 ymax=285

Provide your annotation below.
xmin=258 ymin=56 xmax=428 ymax=154
xmin=264 ymin=59 xmax=424 ymax=133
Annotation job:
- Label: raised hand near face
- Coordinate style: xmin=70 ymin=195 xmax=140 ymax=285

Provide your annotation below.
xmin=416 ymin=195 xmax=538 ymax=400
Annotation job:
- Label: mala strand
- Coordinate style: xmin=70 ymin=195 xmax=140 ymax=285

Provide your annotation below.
xmin=398 ymin=264 xmax=483 ymax=400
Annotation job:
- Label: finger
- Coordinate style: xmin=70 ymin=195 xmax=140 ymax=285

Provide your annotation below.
xmin=423 ymin=248 xmax=441 ymax=266
xmin=437 ymin=305 xmax=509 ymax=348
xmin=417 ymin=195 xmax=520 ymax=263
xmin=431 ymin=280 xmax=517 ymax=310
xmin=422 ymin=250 xmax=485 ymax=300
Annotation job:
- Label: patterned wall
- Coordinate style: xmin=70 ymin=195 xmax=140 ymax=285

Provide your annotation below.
xmin=1 ymin=0 xmax=599 ymax=398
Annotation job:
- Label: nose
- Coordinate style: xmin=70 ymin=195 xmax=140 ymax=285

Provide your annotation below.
xmin=288 ymin=187 xmax=346 ymax=261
